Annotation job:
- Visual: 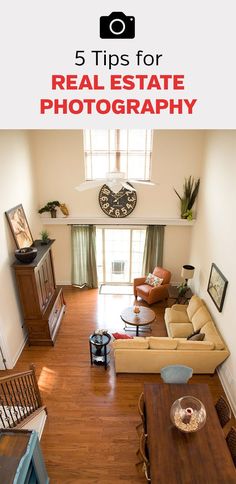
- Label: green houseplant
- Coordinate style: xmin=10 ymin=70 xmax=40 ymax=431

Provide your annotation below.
xmin=40 ymin=229 xmax=50 ymax=244
xmin=38 ymin=201 xmax=60 ymax=218
xmin=174 ymin=176 xmax=200 ymax=220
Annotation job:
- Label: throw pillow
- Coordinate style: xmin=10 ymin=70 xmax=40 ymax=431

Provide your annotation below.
xmin=112 ymin=332 xmax=134 ymax=339
xmin=188 ymin=333 xmax=205 ymax=341
xmin=145 ymin=273 xmax=163 ymax=287
xmin=187 ymin=329 xmax=200 ymax=340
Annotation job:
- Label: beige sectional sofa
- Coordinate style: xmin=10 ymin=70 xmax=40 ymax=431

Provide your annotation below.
xmin=113 ymin=296 xmax=229 ymax=374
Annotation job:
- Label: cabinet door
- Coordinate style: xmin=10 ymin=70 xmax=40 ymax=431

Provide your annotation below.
xmin=35 ymin=264 xmax=48 ymax=312
xmin=35 ymin=252 xmax=55 ymax=313
xmin=44 ymin=251 xmax=55 ymax=299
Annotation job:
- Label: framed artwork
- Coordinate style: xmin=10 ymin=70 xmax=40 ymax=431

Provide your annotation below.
xmin=5 ymin=204 xmax=34 ymax=249
xmin=207 ymin=263 xmax=228 ymax=312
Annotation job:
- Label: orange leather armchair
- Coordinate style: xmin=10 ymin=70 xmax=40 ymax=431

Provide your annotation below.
xmin=134 ymin=267 xmax=171 ymax=305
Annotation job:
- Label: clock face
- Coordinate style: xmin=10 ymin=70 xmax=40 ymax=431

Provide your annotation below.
xmin=98 ymin=184 xmax=137 ymax=218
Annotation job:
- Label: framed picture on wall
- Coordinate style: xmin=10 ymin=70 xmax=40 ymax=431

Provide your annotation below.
xmin=207 ymin=263 xmax=228 ymax=312
xmin=5 ymin=204 xmax=34 ymax=249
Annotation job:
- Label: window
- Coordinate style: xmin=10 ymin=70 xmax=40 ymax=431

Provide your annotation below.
xmin=84 ymin=129 xmax=153 ymax=181
xmin=96 ymin=227 xmax=146 ymax=284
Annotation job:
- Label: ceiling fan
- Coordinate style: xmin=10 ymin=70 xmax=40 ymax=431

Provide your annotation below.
xmin=75 ymin=131 xmax=155 ymax=193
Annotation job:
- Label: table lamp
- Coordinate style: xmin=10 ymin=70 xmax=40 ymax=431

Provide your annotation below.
xmin=181 ymin=265 xmax=195 ymax=287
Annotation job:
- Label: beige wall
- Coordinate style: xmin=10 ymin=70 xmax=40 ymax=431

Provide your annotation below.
xmin=0 ymin=131 xmax=41 ymax=368
xmin=31 ymin=130 xmax=203 ymax=283
xmin=190 ymin=131 xmax=236 ymax=413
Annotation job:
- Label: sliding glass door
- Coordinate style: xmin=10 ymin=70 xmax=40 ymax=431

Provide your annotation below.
xmin=96 ymin=227 xmax=146 ymax=284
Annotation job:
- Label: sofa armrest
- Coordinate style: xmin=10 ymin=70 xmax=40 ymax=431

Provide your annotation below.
xmin=133 ymin=277 xmax=146 ymax=295
xmin=171 ymin=304 xmax=188 ymax=312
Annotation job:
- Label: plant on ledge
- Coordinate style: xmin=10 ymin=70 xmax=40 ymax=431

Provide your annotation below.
xmin=174 ymin=176 xmax=200 ymax=220
xmin=38 ymin=201 xmax=69 ymax=218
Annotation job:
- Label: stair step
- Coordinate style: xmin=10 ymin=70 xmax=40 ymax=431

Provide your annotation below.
xmin=21 ymin=408 xmax=47 ymax=440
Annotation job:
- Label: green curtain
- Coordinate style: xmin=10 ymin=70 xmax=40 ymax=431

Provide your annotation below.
xmin=71 ymin=225 xmax=98 ymax=288
xmin=142 ymin=225 xmax=165 ymax=274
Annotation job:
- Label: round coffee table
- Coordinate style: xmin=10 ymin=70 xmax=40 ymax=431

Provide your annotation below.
xmin=120 ymin=307 xmax=156 ymax=336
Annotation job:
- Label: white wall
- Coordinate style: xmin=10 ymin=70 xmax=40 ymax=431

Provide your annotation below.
xmin=190 ymin=131 xmax=236 ymax=413
xmin=0 ymin=131 xmax=41 ymax=368
xmin=31 ymin=130 xmax=203 ymax=283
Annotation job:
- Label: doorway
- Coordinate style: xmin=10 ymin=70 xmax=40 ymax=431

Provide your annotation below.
xmin=96 ymin=227 xmax=146 ymax=285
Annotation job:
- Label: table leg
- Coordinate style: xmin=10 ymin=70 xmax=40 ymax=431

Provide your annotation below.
xmin=136 ymin=326 xmax=139 ymax=337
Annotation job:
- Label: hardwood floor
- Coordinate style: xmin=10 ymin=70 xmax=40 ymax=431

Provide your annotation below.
xmin=4 ymin=287 xmax=233 ymax=483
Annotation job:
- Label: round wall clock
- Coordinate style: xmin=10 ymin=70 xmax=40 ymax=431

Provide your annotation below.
xmin=98 ymin=184 xmax=137 ymax=218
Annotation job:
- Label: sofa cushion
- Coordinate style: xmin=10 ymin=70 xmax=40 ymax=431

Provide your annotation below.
xmin=148 ymin=337 xmax=177 ymax=350
xmin=168 ymin=322 xmax=193 ymax=338
xmin=112 ymin=337 xmax=149 ymax=349
xmin=165 ymin=308 xmax=189 ymax=324
xmin=145 ymin=273 xmax=163 ymax=287
xmin=191 ymin=306 xmax=212 ymax=331
xmin=176 ymin=339 xmax=214 ymax=350
xmin=187 ymin=295 xmax=204 ymax=320
xmin=201 ymin=321 xmax=225 ymax=350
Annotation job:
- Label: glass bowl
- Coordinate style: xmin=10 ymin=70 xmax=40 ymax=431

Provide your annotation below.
xmin=170 ymin=395 xmax=206 ymax=433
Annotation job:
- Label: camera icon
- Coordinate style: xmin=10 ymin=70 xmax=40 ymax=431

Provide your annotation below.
xmin=100 ymin=12 xmax=135 ymax=39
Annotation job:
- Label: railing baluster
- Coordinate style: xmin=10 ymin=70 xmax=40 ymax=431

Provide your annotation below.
xmin=14 ymin=377 xmax=26 ymax=421
xmin=18 ymin=377 xmax=31 ymax=417
xmin=1 ymin=382 xmax=15 ymax=428
xmin=0 ymin=367 xmax=44 ymax=430
xmin=26 ymin=374 xmax=37 ymax=411
xmin=6 ymin=381 xmax=20 ymax=423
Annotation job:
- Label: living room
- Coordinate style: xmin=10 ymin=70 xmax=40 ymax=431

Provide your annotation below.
xmin=0 ymin=129 xmax=236 ymax=481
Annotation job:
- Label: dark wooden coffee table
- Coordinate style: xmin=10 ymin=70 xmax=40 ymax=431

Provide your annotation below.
xmin=120 ymin=307 xmax=156 ymax=336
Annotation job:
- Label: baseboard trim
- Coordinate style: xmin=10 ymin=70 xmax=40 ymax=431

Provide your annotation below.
xmin=217 ymin=366 xmax=236 ymax=417
xmin=57 ymin=280 xmax=71 ymax=286
xmin=8 ymin=334 xmax=28 ymax=369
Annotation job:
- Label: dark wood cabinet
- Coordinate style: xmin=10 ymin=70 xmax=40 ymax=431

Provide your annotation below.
xmin=13 ymin=240 xmax=65 ymax=346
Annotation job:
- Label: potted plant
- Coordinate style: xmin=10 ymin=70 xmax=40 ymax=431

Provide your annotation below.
xmin=40 ymin=229 xmax=50 ymax=245
xmin=174 ymin=176 xmax=200 ymax=220
xmin=38 ymin=201 xmax=60 ymax=218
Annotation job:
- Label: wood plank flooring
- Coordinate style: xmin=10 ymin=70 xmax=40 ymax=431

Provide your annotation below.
xmin=2 ymin=287 xmax=233 ymax=483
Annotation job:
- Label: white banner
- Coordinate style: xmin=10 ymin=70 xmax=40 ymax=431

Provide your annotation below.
xmin=0 ymin=0 xmax=235 ymax=128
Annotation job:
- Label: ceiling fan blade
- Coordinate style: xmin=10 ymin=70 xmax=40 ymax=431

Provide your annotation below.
xmin=121 ymin=182 xmax=136 ymax=191
xmin=129 ymin=180 xmax=156 ymax=186
xmin=75 ymin=180 xmax=106 ymax=191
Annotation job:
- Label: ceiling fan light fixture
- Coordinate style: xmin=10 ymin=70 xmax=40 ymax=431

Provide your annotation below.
xmin=106 ymin=171 xmax=126 ymax=180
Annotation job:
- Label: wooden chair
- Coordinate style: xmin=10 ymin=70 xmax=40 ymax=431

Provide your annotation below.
xmin=160 ymin=365 xmax=193 ymax=384
xmin=136 ymin=431 xmax=151 ymax=482
xmin=226 ymin=427 xmax=236 ymax=467
xmin=136 ymin=392 xmax=147 ymax=436
xmin=215 ymin=395 xmax=231 ymax=428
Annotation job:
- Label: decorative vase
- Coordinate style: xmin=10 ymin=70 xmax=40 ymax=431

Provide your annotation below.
xmin=133 ymin=305 xmax=140 ymax=314
xmin=50 ymin=209 xmax=57 ymax=218
xmin=170 ymin=396 xmax=206 ymax=433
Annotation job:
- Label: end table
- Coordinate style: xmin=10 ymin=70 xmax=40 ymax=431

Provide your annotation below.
xmin=168 ymin=285 xmax=193 ymax=305
xmin=89 ymin=333 xmax=111 ymax=370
